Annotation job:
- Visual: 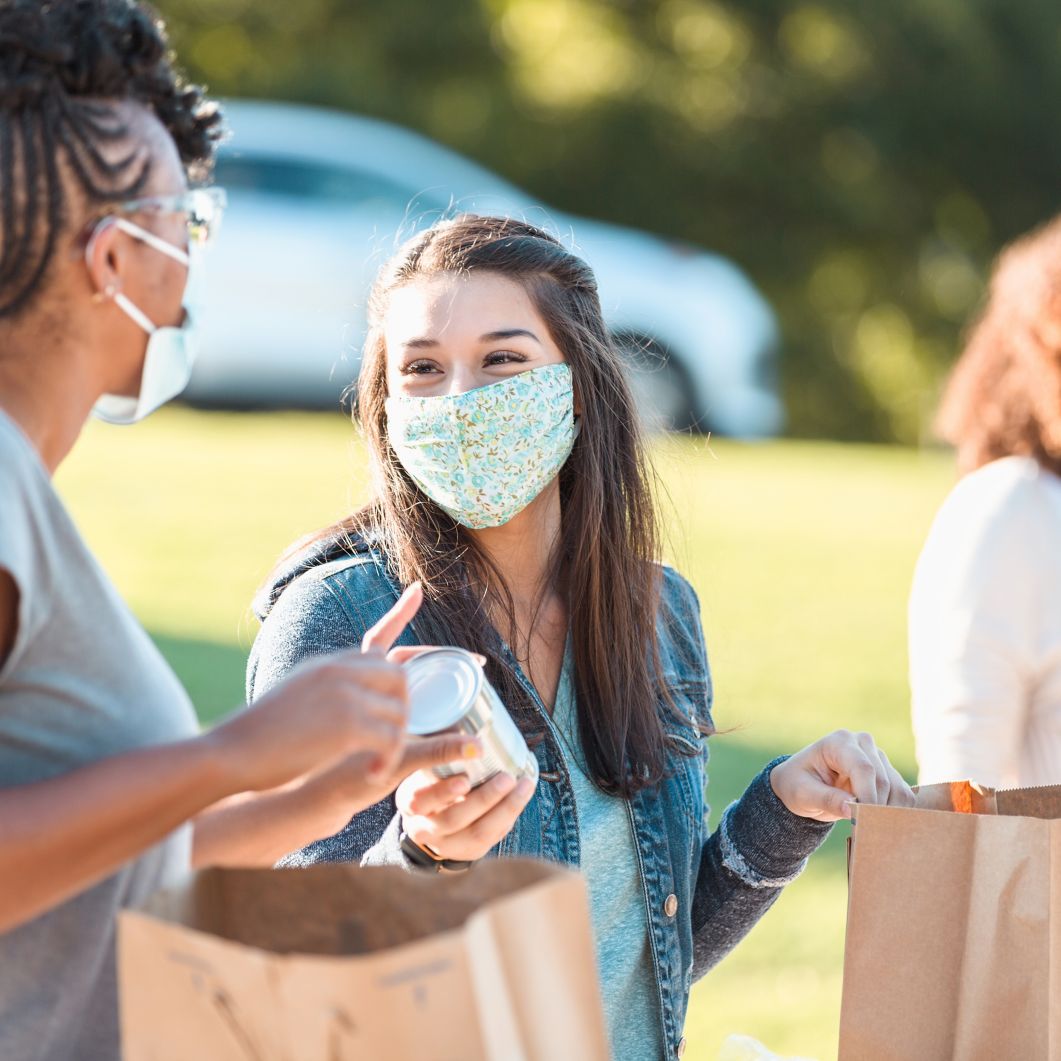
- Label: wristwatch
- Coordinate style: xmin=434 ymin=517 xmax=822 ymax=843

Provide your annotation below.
xmin=399 ymin=831 xmax=473 ymax=874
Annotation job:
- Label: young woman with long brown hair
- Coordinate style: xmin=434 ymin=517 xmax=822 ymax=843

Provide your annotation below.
xmin=249 ymin=214 xmax=913 ymax=1058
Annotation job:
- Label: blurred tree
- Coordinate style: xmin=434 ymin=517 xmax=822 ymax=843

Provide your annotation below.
xmin=159 ymin=0 xmax=1061 ymax=442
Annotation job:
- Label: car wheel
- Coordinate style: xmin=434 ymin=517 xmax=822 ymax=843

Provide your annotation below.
xmin=613 ymin=334 xmax=698 ymax=433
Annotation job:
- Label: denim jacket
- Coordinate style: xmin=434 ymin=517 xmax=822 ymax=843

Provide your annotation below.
xmin=247 ymin=535 xmax=831 ymax=1059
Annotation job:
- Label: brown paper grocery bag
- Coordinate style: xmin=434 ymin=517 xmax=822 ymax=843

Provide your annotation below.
xmin=118 ymin=858 xmax=608 ymax=1061
xmin=838 ymin=781 xmax=1061 ymax=1061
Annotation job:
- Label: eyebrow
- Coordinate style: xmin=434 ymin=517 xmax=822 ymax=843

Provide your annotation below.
xmin=401 ymin=328 xmax=543 ymax=349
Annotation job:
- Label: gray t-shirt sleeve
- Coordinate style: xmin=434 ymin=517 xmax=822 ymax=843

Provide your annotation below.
xmin=0 ymin=411 xmax=199 ymax=1061
xmin=0 ymin=464 xmax=49 ymax=678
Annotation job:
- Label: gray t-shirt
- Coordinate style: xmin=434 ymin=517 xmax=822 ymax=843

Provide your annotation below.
xmin=0 ymin=409 xmax=199 ymax=1061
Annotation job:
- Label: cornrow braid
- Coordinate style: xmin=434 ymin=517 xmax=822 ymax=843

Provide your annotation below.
xmin=0 ymin=0 xmax=222 ymax=317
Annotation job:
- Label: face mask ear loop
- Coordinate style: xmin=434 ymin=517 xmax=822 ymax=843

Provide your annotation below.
xmin=83 ymin=214 xmax=191 ymax=303
xmin=111 ymin=217 xmax=191 ymax=267
xmin=113 ymin=291 xmax=158 ymax=335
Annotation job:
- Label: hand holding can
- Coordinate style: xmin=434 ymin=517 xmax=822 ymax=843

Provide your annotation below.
xmin=396 ymin=648 xmax=538 ymax=863
xmin=403 ymin=648 xmax=539 ymax=788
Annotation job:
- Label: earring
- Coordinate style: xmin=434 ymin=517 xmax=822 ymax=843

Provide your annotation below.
xmin=92 ymin=284 xmax=117 ymax=304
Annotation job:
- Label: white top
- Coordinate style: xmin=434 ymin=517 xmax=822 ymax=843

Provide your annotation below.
xmin=910 ymin=456 xmax=1061 ymax=789
xmin=0 ymin=409 xmax=199 ymax=1061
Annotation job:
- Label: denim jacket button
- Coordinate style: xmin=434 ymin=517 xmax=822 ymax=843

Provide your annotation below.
xmin=677 ymin=1036 xmax=687 ymax=1057
xmin=664 ymin=893 xmax=678 ymax=918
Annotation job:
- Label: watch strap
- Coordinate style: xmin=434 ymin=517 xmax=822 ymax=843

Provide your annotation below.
xmin=399 ymin=831 xmax=472 ymax=873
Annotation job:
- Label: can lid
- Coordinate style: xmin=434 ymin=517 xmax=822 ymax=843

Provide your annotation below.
xmin=404 ymin=648 xmax=483 ymax=735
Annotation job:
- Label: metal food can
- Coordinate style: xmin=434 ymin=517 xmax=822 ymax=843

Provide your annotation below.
xmin=403 ymin=647 xmax=539 ymax=788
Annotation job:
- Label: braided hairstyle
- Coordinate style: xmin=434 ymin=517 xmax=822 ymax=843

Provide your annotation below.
xmin=0 ymin=0 xmax=221 ymax=318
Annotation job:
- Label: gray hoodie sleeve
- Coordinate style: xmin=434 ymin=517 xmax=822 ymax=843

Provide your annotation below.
xmin=246 ymin=571 xmax=412 ymax=869
xmin=691 ymin=758 xmax=832 ymax=978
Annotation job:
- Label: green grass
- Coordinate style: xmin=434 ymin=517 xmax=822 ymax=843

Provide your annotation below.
xmin=54 ymin=407 xmax=955 ymax=1061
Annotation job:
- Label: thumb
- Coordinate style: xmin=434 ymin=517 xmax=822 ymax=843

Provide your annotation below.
xmin=792 ymin=774 xmax=856 ymax=822
xmin=388 ymin=646 xmax=489 ymax=667
xmin=362 ymin=582 xmax=423 ymax=656
xmin=398 ymin=734 xmax=481 ymax=775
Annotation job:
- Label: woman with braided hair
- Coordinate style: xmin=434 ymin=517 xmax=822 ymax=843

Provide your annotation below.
xmin=0 ymin=5 xmax=472 ymax=1058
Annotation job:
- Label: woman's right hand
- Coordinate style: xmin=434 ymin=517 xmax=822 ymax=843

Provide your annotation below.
xmin=396 ymin=768 xmax=536 ymax=863
xmin=207 ymin=650 xmax=410 ymax=793
xmin=206 ymin=583 xmax=428 ymax=793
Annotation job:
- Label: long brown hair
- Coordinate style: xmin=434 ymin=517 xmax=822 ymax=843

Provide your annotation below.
xmin=297 ymin=214 xmax=699 ymax=796
xmin=937 ymin=214 xmax=1061 ymax=477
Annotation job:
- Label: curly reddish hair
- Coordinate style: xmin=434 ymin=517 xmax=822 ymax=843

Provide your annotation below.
xmin=937 ymin=215 xmax=1061 ymax=477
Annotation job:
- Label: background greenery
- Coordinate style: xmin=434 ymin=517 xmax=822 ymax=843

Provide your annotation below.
xmin=156 ymin=0 xmax=1061 ymax=442
xmin=56 ymin=407 xmax=955 ymax=1059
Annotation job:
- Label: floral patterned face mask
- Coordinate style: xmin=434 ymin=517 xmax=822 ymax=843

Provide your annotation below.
xmin=385 ymin=362 xmax=577 ymax=529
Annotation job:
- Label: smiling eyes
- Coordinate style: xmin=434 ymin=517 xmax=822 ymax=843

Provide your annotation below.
xmin=400 ymin=350 xmax=530 ymax=375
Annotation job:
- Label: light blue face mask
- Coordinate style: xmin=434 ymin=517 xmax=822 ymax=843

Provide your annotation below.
xmin=385 ymin=362 xmax=577 ymax=529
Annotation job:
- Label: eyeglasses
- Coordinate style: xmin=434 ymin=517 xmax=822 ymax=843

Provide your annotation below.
xmin=103 ymin=187 xmax=228 ymax=247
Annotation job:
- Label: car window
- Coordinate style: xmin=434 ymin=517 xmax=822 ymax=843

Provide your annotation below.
xmin=214 ymin=154 xmax=437 ymax=209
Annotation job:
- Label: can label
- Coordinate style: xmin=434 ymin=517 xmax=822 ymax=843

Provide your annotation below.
xmin=403 ymin=647 xmax=538 ymax=789
xmin=435 ymin=715 xmax=539 ymax=788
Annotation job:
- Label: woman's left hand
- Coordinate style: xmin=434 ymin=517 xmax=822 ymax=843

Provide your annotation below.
xmin=770 ymin=730 xmax=916 ymax=823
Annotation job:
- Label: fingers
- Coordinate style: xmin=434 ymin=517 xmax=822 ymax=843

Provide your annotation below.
xmin=362 ymin=583 xmax=423 ymax=656
xmin=307 ymin=669 xmax=409 ymax=779
xmin=387 ymin=646 xmax=489 ymax=667
xmin=314 ymin=654 xmax=409 ymax=699
xmin=424 ymin=772 xmax=520 ymax=836
xmin=791 ymin=773 xmax=855 ymax=822
xmin=405 ymin=775 xmax=536 ymax=858
xmin=819 ymin=731 xmax=915 ymax=809
xmin=771 ymin=731 xmax=913 ymax=823
xmin=456 ymin=776 xmax=536 ymax=846
xmin=281 ymin=665 xmax=409 ymax=737
xmin=398 ymin=734 xmax=481 ymax=776
xmin=387 ymin=646 xmax=437 ymax=665
xmin=868 ymin=740 xmax=891 ymax=806
xmin=856 ymin=731 xmax=887 ymax=805
xmin=401 ymin=773 xmax=474 ymax=816
xmin=878 ymin=748 xmax=916 ymax=808
xmin=822 ymin=731 xmax=884 ymax=806
xmin=397 ymin=770 xmax=471 ymax=817
xmin=345 ymin=688 xmax=407 ymax=729
xmin=341 ymin=717 xmax=403 ymax=776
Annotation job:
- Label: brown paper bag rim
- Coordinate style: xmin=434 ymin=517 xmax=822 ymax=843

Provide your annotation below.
xmin=122 ymin=862 xmax=584 ymax=964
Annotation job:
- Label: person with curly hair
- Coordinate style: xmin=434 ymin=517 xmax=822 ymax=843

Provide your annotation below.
xmin=0 ymin=5 xmax=472 ymax=1058
xmin=911 ymin=215 xmax=1061 ymax=790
